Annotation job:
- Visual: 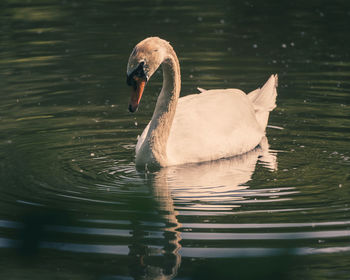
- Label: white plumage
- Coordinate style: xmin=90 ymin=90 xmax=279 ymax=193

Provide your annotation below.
xmin=127 ymin=37 xmax=278 ymax=169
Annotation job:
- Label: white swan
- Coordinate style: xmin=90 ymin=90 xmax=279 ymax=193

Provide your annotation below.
xmin=126 ymin=37 xmax=278 ymax=169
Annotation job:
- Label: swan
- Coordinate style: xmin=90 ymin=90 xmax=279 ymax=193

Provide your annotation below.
xmin=126 ymin=37 xmax=278 ymax=169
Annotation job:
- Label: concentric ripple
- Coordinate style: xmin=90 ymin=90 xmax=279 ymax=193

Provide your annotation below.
xmin=1 ymin=0 xmax=350 ymax=279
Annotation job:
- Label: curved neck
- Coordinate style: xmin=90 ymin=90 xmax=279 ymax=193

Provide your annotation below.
xmin=140 ymin=47 xmax=181 ymax=168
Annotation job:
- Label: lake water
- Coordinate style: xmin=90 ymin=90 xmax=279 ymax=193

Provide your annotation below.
xmin=1 ymin=1 xmax=350 ymax=279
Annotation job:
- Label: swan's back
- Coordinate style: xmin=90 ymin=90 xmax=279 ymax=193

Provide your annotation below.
xmin=165 ymin=75 xmax=278 ymax=166
xmin=166 ymin=89 xmax=263 ymax=165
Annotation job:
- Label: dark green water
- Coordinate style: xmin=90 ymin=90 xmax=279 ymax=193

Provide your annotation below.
xmin=1 ymin=1 xmax=350 ymax=279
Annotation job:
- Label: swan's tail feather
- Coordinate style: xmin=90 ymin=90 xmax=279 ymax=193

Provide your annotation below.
xmin=248 ymin=74 xmax=278 ymax=130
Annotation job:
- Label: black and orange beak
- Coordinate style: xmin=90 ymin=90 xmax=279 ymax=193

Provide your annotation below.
xmin=128 ymin=76 xmax=146 ymax=113
xmin=127 ymin=62 xmax=147 ymax=113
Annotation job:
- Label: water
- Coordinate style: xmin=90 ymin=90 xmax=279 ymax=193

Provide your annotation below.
xmin=1 ymin=1 xmax=350 ymax=279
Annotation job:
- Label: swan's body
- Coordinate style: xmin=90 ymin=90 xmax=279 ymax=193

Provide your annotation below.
xmin=126 ymin=37 xmax=278 ymax=169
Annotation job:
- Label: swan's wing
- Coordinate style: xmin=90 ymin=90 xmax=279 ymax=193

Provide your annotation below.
xmin=166 ymin=89 xmax=265 ymax=165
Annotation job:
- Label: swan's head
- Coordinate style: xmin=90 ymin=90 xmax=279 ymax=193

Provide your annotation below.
xmin=126 ymin=37 xmax=168 ymax=112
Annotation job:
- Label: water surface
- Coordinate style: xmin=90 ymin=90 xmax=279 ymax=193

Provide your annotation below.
xmin=1 ymin=1 xmax=350 ymax=279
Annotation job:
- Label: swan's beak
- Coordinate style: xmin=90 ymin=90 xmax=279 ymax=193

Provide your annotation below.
xmin=128 ymin=77 xmax=146 ymax=113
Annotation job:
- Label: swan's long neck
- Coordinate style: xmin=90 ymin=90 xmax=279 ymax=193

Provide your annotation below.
xmin=139 ymin=47 xmax=181 ymax=168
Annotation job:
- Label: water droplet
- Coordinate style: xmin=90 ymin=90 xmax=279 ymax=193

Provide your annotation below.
xmin=281 ymin=43 xmax=287 ymax=48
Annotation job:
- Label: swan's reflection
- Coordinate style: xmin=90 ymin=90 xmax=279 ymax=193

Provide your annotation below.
xmin=127 ymin=174 xmax=181 ymax=280
xmin=131 ymin=137 xmax=277 ymax=279
xmin=154 ymin=136 xmax=277 ymax=206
